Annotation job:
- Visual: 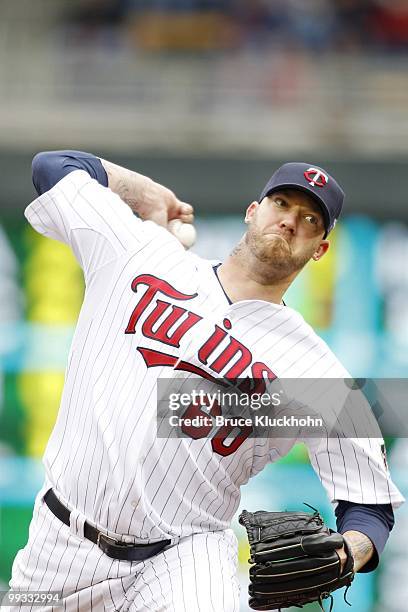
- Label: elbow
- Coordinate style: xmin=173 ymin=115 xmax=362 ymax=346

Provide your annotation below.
xmin=32 ymin=150 xmax=63 ymax=196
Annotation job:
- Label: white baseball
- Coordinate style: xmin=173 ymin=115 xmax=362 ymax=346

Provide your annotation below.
xmin=168 ymin=219 xmax=197 ymax=249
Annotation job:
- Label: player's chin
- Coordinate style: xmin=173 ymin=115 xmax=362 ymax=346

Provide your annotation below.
xmin=256 ymin=243 xmax=291 ymax=265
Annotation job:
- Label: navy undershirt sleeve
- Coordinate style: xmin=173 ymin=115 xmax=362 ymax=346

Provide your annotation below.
xmin=335 ymin=500 xmax=394 ymax=572
xmin=32 ymin=150 xmax=108 ymax=196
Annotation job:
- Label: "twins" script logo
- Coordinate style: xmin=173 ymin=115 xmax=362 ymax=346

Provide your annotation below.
xmin=125 ymin=274 xmax=276 ymax=392
xmin=125 ymin=274 xmax=278 ymax=455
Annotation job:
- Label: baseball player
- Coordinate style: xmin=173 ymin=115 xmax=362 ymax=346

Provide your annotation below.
xmin=8 ymin=151 xmax=404 ymax=611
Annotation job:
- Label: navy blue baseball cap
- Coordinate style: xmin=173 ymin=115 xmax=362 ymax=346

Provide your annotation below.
xmin=258 ymin=162 xmax=345 ymax=238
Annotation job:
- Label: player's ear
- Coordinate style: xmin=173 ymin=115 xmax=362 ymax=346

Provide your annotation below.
xmin=312 ymin=240 xmax=330 ymax=261
xmin=245 ymin=201 xmax=259 ymax=224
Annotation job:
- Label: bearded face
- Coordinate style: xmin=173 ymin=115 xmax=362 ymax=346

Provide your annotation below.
xmin=243 ymin=191 xmax=327 ymax=283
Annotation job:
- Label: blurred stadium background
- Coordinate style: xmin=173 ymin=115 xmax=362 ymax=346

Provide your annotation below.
xmin=1 ymin=1 xmax=408 ymax=610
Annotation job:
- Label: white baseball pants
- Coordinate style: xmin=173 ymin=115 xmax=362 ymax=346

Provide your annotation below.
xmin=8 ymin=492 xmax=240 ymax=612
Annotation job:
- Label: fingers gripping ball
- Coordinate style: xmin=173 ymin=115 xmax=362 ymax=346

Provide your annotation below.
xmin=239 ymin=508 xmax=354 ymax=611
xmin=168 ymin=219 xmax=197 ymax=249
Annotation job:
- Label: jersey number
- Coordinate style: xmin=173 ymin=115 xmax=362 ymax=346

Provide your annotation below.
xmin=180 ymin=397 xmax=253 ymax=456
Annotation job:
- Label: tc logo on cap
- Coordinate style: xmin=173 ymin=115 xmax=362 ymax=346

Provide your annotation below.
xmin=304 ymin=167 xmax=329 ymax=188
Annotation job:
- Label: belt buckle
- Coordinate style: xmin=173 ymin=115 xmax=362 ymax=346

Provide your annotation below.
xmin=97 ymin=532 xmax=120 ymax=552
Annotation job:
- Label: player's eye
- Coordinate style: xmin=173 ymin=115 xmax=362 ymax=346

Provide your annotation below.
xmin=304 ymin=214 xmax=318 ymax=225
xmin=274 ymin=198 xmax=287 ymax=207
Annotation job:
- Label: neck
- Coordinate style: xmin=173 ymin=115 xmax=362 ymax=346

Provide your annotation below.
xmin=218 ymin=243 xmax=296 ymax=305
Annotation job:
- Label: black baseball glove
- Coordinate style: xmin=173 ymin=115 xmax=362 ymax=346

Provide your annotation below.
xmin=239 ymin=507 xmax=354 ymax=611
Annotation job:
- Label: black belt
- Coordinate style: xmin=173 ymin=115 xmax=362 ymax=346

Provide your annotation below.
xmin=44 ymin=489 xmax=171 ymax=562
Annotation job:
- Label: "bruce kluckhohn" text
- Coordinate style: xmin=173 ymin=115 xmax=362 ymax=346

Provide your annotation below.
xmin=168 ymin=414 xmax=324 ymax=429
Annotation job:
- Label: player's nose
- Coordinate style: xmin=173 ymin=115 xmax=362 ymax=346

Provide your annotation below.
xmin=278 ymin=212 xmax=297 ymax=234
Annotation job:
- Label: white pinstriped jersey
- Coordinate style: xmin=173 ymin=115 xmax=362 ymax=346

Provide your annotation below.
xmin=25 ymin=170 xmax=404 ymax=545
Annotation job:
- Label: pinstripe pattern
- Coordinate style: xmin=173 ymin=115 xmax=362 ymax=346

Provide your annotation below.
xmin=11 ymin=169 xmax=403 ymax=609
xmin=10 ymin=496 xmax=239 ymax=612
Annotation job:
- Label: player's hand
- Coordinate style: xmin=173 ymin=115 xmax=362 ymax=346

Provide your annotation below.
xmin=139 ymin=177 xmax=194 ymax=228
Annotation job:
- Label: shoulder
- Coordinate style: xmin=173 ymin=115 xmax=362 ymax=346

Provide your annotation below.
xmin=262 ymin=304 xmax=349 ymax=377
xmin=296 ymin=317 xmax=349 ymax=377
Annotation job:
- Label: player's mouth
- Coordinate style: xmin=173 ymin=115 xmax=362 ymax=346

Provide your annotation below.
xmin=263 ymin=231 xmax=292 ymax=244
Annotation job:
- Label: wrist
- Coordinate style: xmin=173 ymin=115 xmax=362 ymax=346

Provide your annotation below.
xmin=343 ymin=530 xmax=374 ymax=572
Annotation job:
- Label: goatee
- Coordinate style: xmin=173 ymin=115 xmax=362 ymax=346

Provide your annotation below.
xmin=245 ymin=226 xmax=312 ymax=282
